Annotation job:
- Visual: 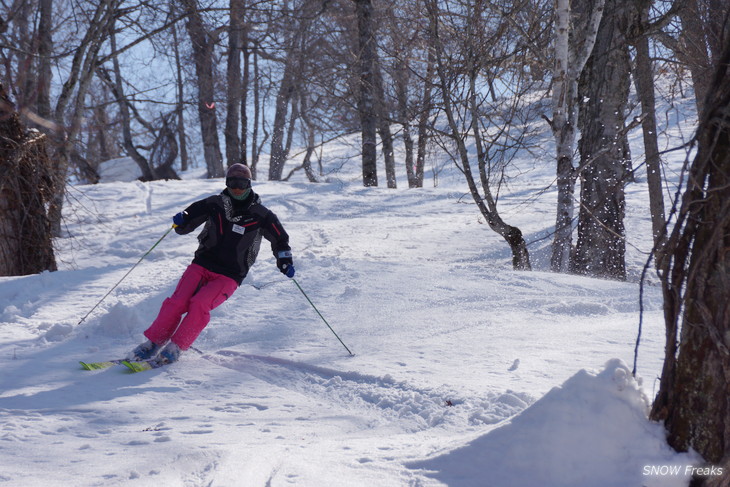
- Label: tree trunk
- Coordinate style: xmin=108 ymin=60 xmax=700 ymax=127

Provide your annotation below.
xmin=48 ymin=0 xmax=119 ymax=236
xmin=183 ymin=0 xmax=224 ymax=178
xmin=570 ymin=0 xmax=632 ymax=280
xmin=678 ymin=0 xmax=713 ymax=114
xmin=297 ymin=87 xmax=318 ymax=183
xmin=268 ymin=54 xmax=296 ymax=181
xmin=240 ymin=40 xmax=250 ymax=168
xmin=549 ymin=0 xmax=604 ymax=272
xmin=373 ymin=57 xmax=396 ymax=188
xmin=354 ymin=0 xmax=378 ymax=187
xmin=35 ymin=0 xmax=53 ymax=127
xmin=13 ymin=0 xmax=33 ymax=112
xmin=650 ymin=34 xmax=730 ymax=486
xmin=0 ymin=85 xmax=57 ymax=275
xmin=631 ymin=0 xmax=666 ymax=255
xmin=426 ymin=0 xmax=530 ymax=270
xmin=225 ymin=0 xmax=245 ymax=168
xmin=107 ymin=32 xmax=156 ymax=181
xmin=395 ymin=57 xmax=416 ymax=188
xmin=171 ymin=16 xmax=189 ymax=172
xmin=250 ymin=46 xmax=260 ymax=178
xmin=414 ymin=43 xmax=435 ymax=188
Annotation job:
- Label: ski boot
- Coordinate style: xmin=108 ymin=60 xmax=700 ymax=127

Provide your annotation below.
xmin=128 ymin=340 xmax=161 ymax=361
xmin=151 ymin=342 xmax=181 ymax=366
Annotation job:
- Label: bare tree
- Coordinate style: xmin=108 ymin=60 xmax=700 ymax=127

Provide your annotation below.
xmin=380 ymin=1 xmax=428 ymax=188
xmin=267 ymin=0 xmax=332 ymax=181
xmin=548 ymin=0 xmax=604 ymax=272
xmin=414 ymin=37 xmax=436 ymax=189
xmin=225 ymin=0 xmax=246 ymax=168
xmin=354 ymin=0 xmax=378 ymax=187
xmin=426 ymin=0 xmax=532 ymax=270
xmin=268 ymin=41 xmax=298 ymax=180
xmin=250 ymin=45 xmax=263 ymax=177
xmin=101 ymin=30 xmax=158 ymax=181
xmin=0 ymin=84 xmax=56 ymax=275
xmin=650 ymin=28 xmax=730 ymax=486
xmin=170 ymin=2 xmax=189 ymax=172
xmin=47 ymin=0 xmax=121 ymax=235
xmin=675 ymin=0 xmax=729 ymax=114
xmin=389 ymin=10 xmax=419 ymax=188
xmin=570 ymin=0 xmax=633 ymax=280
xmin=35 ymin=0 xmax=53 ymax=129
xmin=239 ymin=31 xmax=252 ymax=169
xmin=372 ymin=47 xmax=397 ymax=189
xmin=629 ymin=0 xmax=669 ymax=255
xmin=182 ymin=0 xmax=225 ymax=178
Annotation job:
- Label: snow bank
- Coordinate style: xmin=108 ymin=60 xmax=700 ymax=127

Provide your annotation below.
xmin=98 ymin=156 xmax=142 ymax=183
xmin=410 ymin=359 xmax=699 ymax=487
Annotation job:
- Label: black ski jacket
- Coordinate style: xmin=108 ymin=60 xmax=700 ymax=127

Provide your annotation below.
xmin=174 ymin=189 xmax=291 ymax=284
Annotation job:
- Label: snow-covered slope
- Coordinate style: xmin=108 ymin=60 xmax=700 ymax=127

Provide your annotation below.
xmin=0 ymin=123 xmax=702 ymax=485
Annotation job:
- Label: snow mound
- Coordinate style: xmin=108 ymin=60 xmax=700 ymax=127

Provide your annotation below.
xmin=94 ymin=302 xmax=145 ymax=338
xmin=410 ymin=358 xmax=699 ymax=487
xmin=98 ymin=156 xmax=142 ymax=182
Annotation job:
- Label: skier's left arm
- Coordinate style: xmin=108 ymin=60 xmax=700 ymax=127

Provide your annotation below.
xmin=261 ymin=211 xmax=294 ymax=278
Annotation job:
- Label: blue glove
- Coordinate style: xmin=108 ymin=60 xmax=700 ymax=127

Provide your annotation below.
xmin=277 ymin=251 xmax=295 ymax=278
xmin=284 ymin=264 xmax=296 ymax=278
xmin=173 ymin=211 xmax=187 ymax=226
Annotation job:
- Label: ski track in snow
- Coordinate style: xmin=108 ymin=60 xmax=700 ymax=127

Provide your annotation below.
xmin=205 ymin=350 xmax=533 ymax=432
xmin=0 ymin=345 xmax=533 ymax=486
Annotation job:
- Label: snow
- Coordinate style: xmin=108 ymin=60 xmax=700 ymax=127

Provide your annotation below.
xmin=0 ymin=123 xmax=704 ymax=486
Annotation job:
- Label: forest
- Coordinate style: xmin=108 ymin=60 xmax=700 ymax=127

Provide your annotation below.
xmin=1 ymin=1 xmax=729 ymax=485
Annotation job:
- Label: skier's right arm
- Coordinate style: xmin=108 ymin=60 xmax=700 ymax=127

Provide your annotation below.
xmin=173 ymin=198 xmax=212 ymax=235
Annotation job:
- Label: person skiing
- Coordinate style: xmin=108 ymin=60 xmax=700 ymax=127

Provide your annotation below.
xmin=127 ymin=163 xmax=294 ymax=366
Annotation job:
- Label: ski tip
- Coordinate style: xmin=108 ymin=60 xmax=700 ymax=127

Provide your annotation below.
xmin=79 ymin=361 xmax=92 ymax=371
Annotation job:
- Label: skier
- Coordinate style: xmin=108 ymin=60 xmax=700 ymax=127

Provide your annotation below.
xmin=128 ymin=163 xmax=295 ymax=366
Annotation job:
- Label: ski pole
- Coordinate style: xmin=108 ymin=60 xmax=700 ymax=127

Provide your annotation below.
xmin=292 ymin=278 xmax=354 ymax=356
xmin=76 ymin=225 xmax=176 ymax=326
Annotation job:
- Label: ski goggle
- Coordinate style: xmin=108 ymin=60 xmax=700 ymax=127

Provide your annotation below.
xmin=226 ymin=177 xmax=251 ymax=190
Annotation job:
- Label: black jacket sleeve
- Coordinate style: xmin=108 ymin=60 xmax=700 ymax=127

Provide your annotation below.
xmin=174 ymin=197 xmax=214 ymax=235
xmin=260 ymin=209 xmax=291 ymax=256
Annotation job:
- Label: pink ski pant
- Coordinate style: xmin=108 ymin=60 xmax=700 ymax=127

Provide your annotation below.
xmin=144 ymin=263 xmax=238 ymax=350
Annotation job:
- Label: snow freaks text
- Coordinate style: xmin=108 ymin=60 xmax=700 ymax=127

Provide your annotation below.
xmin=642 ymin=464 xmax=724 ymax=478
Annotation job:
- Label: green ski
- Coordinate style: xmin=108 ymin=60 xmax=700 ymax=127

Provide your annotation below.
xmin=79 ymin=359 xmax=125 ymax=371
xmin=121 ymin=359 xmax=161 ymax=372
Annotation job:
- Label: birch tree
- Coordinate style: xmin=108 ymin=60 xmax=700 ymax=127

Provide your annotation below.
xmin=548 ymin=0 xmax=604 ymax=272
